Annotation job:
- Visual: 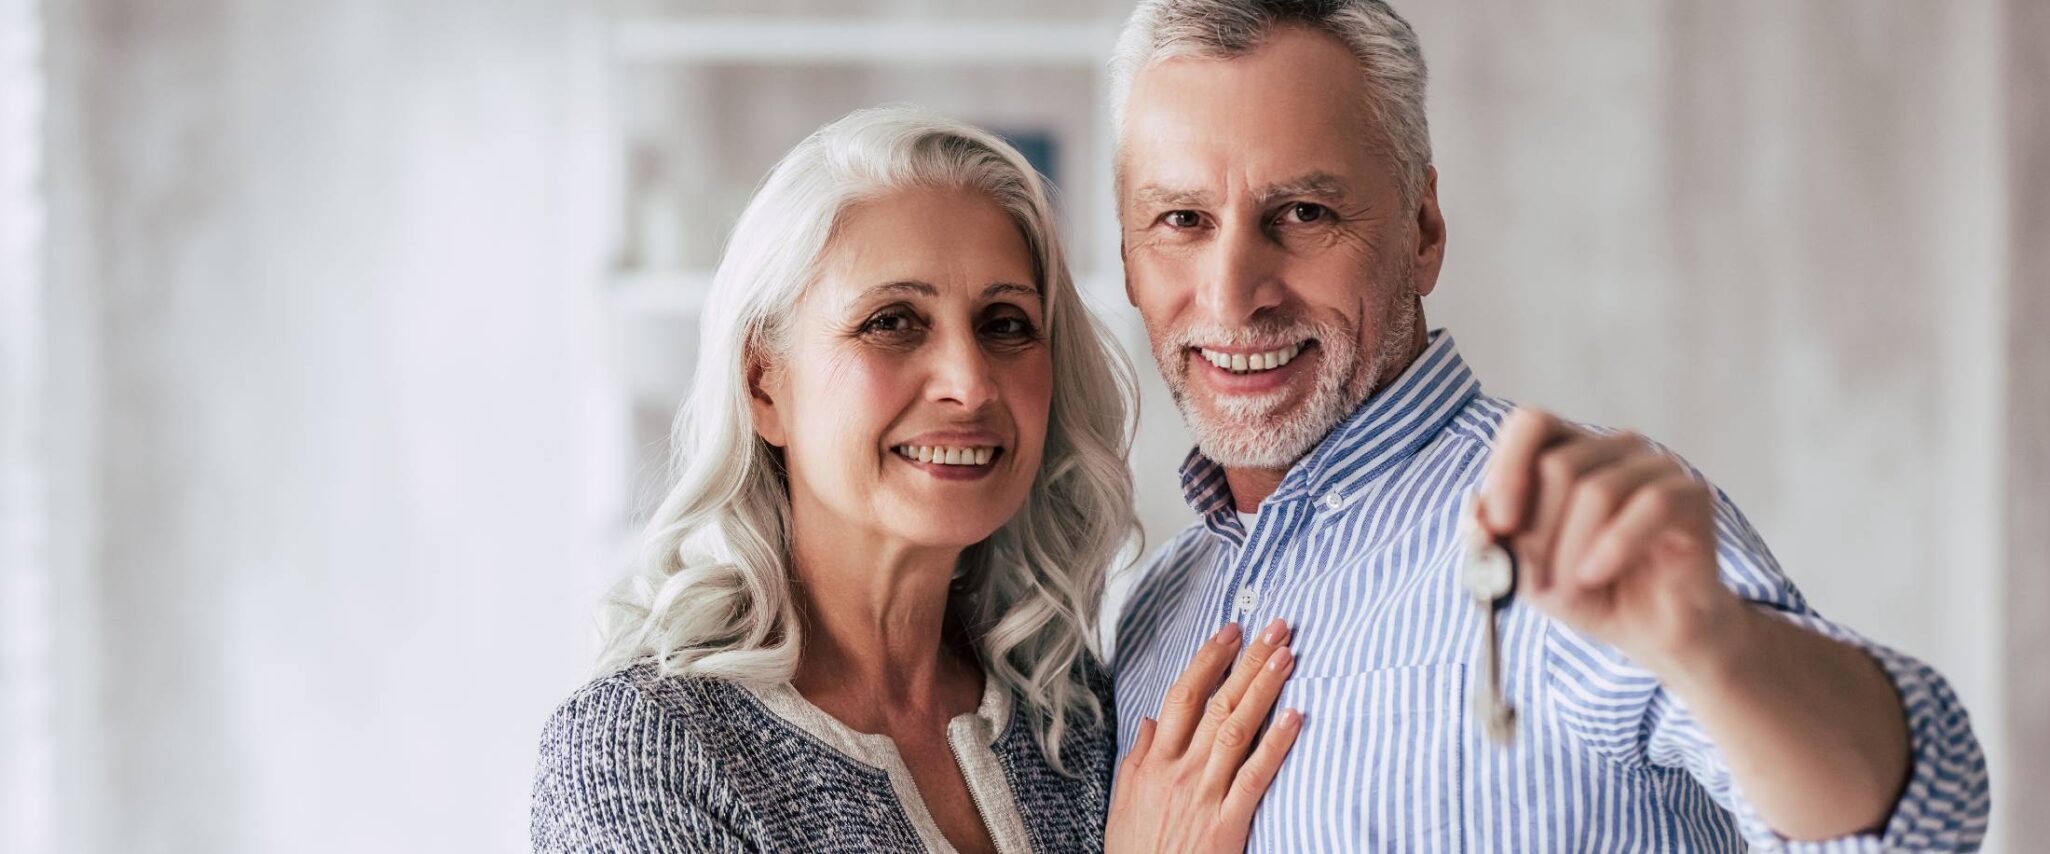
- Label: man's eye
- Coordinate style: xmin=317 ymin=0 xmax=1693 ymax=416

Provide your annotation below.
xmin=1162 ymin=210 xmax=1201 ymax=229
xmin=1282 ymin=202 xmax=1330 ymax=224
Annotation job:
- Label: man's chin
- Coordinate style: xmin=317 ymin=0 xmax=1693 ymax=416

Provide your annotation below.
xmin=1179 ymin=372 xmax=1370 ymax=470
xmin=1184 ymin=404 xmax=1318 ymax=470
xmin=1203 ymin=388 xmax=1296 ymax=422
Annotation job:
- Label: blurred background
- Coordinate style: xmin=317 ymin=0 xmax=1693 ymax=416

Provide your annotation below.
xmin=2 ymin=0 xmax=2044 ymax=851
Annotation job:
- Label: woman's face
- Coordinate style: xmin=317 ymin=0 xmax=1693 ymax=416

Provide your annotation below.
xmin=751 ymin=187 xmax=1053 ymax=552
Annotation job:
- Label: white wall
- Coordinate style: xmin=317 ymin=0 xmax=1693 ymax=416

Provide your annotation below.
xmin=1408 ymin=4 xmax=2022 ymax=846
xmin=3 ymin=0 xmax=55 ymax=850
xmin=17 ymin=1 xmax=2040 ymax=852
xmin=39 ymin=1 xmax=611 ymax=850
xmin=2000 ymin=0 xmax=2050 ymax=844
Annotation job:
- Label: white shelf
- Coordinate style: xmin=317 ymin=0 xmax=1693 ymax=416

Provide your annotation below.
xmin=612 ymin=18 xmax=1119 ymax=65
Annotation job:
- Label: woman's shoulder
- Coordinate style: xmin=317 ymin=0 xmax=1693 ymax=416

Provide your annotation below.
xmin=538 ymin=662 xmax=756 ymax=765
xmin=532 ymin=664 xmax=775 ymax=847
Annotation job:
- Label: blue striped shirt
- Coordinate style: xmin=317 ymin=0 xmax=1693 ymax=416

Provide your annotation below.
xmin=1113 ymin=331 xmax=1989 ymax=852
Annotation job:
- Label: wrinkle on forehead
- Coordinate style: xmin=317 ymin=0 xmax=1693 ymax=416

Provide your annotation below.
xmin=1128 ymin=170 xmax=1359 ymax=212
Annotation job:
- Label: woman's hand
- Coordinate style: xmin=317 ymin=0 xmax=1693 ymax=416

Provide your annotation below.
xmin=1105 ymin=619 xmax=1301 ymax=853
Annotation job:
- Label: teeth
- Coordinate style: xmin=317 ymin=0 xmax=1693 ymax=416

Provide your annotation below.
xmin=892 ymin=444 xmax=999 ymax=466
xmin=1199 ymin=342 xmax=1304 ymax=374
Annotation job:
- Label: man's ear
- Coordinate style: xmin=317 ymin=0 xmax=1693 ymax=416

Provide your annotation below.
xmin=1122 ymin=239 xmax=1140 ymax=307
xmin=746 ymin=349 xmax=789 ymax=448
xmin=1412 ymin=165 xmax=1447 ymax=297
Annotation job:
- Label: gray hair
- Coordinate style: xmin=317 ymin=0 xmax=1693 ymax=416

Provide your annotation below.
xmin=1109 ymin=0 xmax=1433 ymax=202
xmin=597 ymin=106 xmax=1139 ymax=772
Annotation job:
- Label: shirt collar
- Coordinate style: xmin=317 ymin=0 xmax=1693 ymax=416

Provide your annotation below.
xmin=1177 ymin=329 xmax=1480 ymax=528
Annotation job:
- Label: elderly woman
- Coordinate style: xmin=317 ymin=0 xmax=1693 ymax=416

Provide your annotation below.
xmin=531 ymin=108 xmax=1302 ymax=852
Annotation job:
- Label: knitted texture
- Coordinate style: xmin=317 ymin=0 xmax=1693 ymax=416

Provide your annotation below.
xmin=532 ymin=662 xmax=1115 ymax=852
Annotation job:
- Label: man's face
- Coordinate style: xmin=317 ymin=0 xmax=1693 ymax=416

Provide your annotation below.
xmin=1119 ymin=24 xmax=1445 ymax=470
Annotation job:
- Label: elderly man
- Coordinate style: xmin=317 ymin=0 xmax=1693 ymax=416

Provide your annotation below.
xmin=1106 ymin=0 xmax=1991 ymax=850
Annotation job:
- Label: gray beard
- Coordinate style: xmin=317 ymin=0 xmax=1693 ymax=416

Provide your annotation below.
xmin=1154 ymin=286 xmax=1419 ymax=472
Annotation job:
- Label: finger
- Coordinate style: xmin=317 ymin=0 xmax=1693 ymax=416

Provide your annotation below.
xmin=1200 ymin=643 xmax=1296 ymax=796
xmin=1549 ymin=447 xmax=1671 ymax=593
xmin=1111 ymin=717 xmax=1154 ymax=812
xmin=1153 ymin=622 xmax=1242 ymax=758
xmin=1478 ymin=408 xmax=1569 ymax=535
xmin=1119 ymin=716 xmax=1158 ymax=776
xmin=1184 ymin=619 xmax=1290 ymax=764
xmin=1218 ymin=708 xmax=1304 ymax=826
xmin=1577 ymin=473 xmax=1708 ymax=590
xmin=1202 ymin=618 xmax=1291 ymax=731
xmin=1515 ymin=432 xmax=1639 ymax=594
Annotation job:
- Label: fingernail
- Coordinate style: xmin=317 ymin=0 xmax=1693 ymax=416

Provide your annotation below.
xmin=1280 ymin=708 xmax=1303 ymax=727
xmin=1262 ymin=618 xmax=1288 ymax=645
xmin=1266 ymin=646 xmax=1293 ymax=671
xmin=1214 ymin=622 xmax=1242 ymax=645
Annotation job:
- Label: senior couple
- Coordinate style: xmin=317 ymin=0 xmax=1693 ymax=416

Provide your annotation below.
xmin=532 ymin=0 xmax=1990 ymax=851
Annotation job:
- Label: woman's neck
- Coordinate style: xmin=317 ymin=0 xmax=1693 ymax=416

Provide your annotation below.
xmin=785 ymin=506 xmax=979 ymax=719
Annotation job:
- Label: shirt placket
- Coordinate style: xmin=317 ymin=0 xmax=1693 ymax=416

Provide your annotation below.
xmin=1213 ymin=499 xmax=1303 ymax=631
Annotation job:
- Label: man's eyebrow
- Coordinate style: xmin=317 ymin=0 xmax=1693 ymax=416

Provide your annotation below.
xmin=1258 ymin=172 xmax=1354 ymax=205
xmin=1130 ymin=184 xmax=1214 ymax=209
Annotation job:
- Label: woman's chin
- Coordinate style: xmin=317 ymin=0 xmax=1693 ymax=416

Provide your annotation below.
xmin=881 ymin=505 xmax=1016 ymax=552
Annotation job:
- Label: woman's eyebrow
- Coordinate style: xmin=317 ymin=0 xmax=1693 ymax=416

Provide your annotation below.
xmin=853 ymin=280 xmax=1038 ymax=303
xmin=857 ymin=280 xmax=940 ymax=300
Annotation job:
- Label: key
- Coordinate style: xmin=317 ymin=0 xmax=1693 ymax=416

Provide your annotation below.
xmin=1461 ymin=498 xmax=1518 ymax=745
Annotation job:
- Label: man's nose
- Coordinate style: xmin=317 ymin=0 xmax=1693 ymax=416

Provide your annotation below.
xmin=927 ymin=328 xmax=999 ymax=411
xmin=1195 ymin=218 xmax=1285 ymax=324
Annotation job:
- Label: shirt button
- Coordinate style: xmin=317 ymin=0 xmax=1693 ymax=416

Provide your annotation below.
xmin=1234 ymin=586 xmax=1258 ymax=613
xmin=1322 ymin=491 xmax=1345 ymax=511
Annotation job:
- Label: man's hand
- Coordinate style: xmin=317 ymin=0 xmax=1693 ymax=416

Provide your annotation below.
xmin=1474 ymin=407 xmax=1745 ymax=678
xmin=1474 ymin=406 xmax=1913 ymax=841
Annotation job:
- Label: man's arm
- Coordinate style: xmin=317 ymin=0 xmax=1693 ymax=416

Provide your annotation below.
xmin=1478 ymin=408 xmax=1988 ymax=847
xmin=1659 ymin=601 xmax=1909 ymax=837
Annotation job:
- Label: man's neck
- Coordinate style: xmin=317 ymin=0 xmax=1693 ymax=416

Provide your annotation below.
xmin=1224 ymin=467 xmax=1289 ymax=513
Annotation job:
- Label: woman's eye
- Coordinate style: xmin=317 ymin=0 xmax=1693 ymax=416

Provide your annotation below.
xmin=1161 ymin=210 xmax=1201 ymax=229
xmin=1282 ymin=202 xmax=1329 ymax=224
xmin=984 ymin=315 xmax=1039 ymax=340
xmin=860 ymin=310 xmax=916 ymax=335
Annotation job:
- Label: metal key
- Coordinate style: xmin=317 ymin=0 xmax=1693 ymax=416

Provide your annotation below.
xmin=1461 ymin=500 xmax=1518 ymax=745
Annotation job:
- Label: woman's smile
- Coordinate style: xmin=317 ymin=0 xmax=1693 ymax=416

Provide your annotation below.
xmin=889 ymin=429 xmax=1009 ymax=481
xmin=890 ymin=444 xmax=1003 ymax=480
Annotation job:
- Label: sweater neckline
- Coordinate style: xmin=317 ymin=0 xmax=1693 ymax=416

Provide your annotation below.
xmin=740 ymin=675 xmax=1031 ymax=854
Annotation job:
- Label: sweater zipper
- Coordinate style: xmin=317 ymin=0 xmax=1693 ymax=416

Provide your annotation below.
xmin=947 ymin=721 xmax=1008 ymax=853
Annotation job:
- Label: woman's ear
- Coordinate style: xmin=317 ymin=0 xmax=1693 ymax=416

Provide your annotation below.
xmin=746 ymin=348 xmax=789 ymax=448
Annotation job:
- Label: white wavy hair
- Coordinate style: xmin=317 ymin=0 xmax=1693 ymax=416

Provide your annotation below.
xmin=598 ymin=107 xmax=1139 ymax=771
xmin=1109 ymin=0 xmax=1434 ymax=203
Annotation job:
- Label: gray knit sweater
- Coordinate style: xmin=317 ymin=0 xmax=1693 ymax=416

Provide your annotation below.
xmin=530 ymin=662 xmax=1116 ymax=853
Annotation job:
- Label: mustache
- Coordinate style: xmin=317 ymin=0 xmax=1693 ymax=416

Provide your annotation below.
xmin=1157 ymin=316 xmax=1334 ymax=352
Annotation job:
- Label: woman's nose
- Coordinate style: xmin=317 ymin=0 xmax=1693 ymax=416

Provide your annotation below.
xmin=927 ymin=329 xmax=1000 ymax=411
